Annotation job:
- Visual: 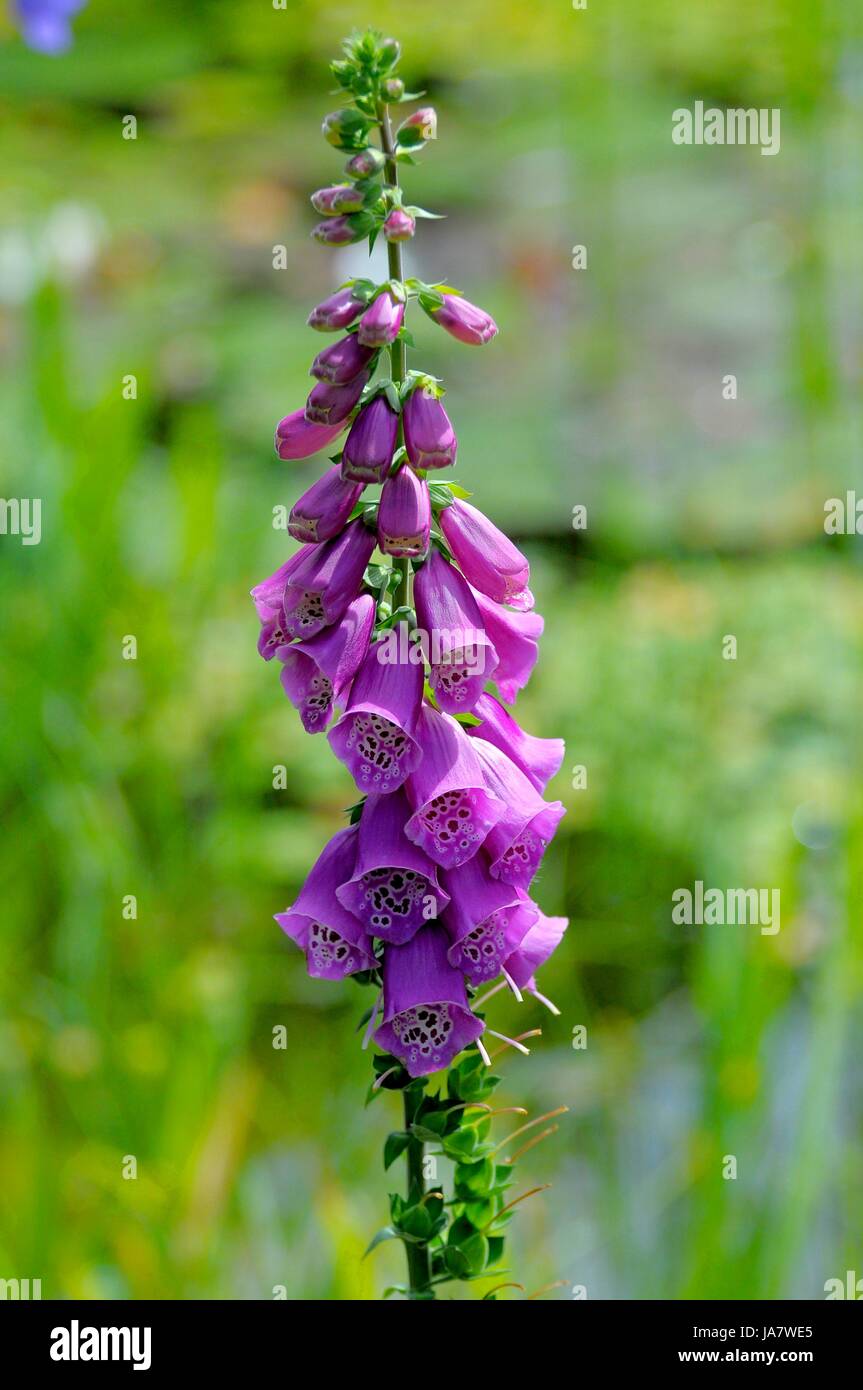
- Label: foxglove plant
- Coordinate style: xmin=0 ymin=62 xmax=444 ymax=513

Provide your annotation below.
xmin=252 ymin=29 xmax=569 ymax=1300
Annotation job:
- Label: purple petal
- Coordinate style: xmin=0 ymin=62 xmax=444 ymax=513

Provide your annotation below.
xmin=336 ymin=790 xmax=450 ymax=943
xmin=327 ymin=626 xmax=424 ymax=793
xmin=503 ymin=912 xmax=568 ymax=990
xmin=275 ymin=409 xmax=347 ymax=460
xmin=413 ymin=548 xmax=498 ymax=714
xmin=442 ymin=853 xmax=538 ymax=984
xmin=282 ymin=518 xmax=376 ymax=639
xmin=404 ymin=705 xmax=505 ymax=869
xmin=288 ymin=465 xmax=364 ymax=544
xmin=279 ymin=594 xmax=375 ymax=732
xmin=374 ymin=925 xmax=484 ymax=1076
xmin=439 ymin=498 xmax=532 ymax=609
xmin=471 ymin=738 xmax=565 ymax=889
xmin=470 ymin=587 xmax=543 ymax=704
xmin=275 ymin=827 xmax=375 ymax=980
xmin=467 ymin=692 xmax=564 ymax=793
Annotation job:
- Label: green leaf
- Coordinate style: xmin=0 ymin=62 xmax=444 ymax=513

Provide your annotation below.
xmin=363 ymin=1225 xmax=400 ymax=1258
xmin=383 ymin=1131 xmax=411 ymax=1170
xmin=406 ymin=206 xmax=446 ymax=220
xmin=487 ymin=1236 xmax=506 ymax=1266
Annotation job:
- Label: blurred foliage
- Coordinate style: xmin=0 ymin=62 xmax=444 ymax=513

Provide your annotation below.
xmin=0 ymin=0 xmax=861 ymax=1300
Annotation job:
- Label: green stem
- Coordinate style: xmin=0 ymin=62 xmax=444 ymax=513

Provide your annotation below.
xmin=403 ymin=1087 xmax=433 ymax=1297
xmin=378 ymin=100 xmax=412 ymax=614
xmin=379 ymin=100 xmax=428 ymax=1299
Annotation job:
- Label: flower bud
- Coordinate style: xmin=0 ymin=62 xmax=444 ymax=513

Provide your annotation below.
xmin=275 ymin=410 xmax=347 ymax=461
xmin=425 ymin=293 xmax=498 ymax=346
xmin=307 ymin=286 xmax=366 ymax=333
xmin=322 ymin=108 xmax=372 ymax=151
xmin=397 ymin=106 xmax=437 ymax=147
xmin=340 ymin=395 xmax=399 ymax=484
xmin=381 ymin=77 xmax=404 ymax=101
xmin=377 ymin=36 xmax=401 ymax=69
xmin=345 ymin=148 xmax=386 ymax=179
xmin=310 ymin=184 xmax=366 ymax=216
xmin=378 ymin=466 xmax=430 ymax=557
xmin=310 ymin=334 xmax=375 ymax=385
xmin=289 ymin=465 xmax=364 ymax=544
xmin=305 ymin=371 xmax=369 ymax=426
xmin=356 ymin=289 xmax=404 ymax=347
xmin=383 ymin=208 xmax=415 ymax=243
xmin=311 ymin=212 xmax=373 ymax=246
xmin=403 ymin=386 xmax=457 ymax=470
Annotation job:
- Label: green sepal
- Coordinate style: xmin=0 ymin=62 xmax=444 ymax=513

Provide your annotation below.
xmin=455 ymin=1155 xmax=495 ymax=1197
xmin=383 ymin=1131 xmax=411 ymax=1170
xmin=418 ymin=289 xmax=445 ymax=314
xmin=442 ymin=1127 xmax=494 ymax=1163
xmin=486 ymin=1236 xmax=506 ymax=1266
xmin=445 ymin=1216 xmax=490 ymax=1278
xmin=455 ymin=711 xmax=483 ymax=729
xmin=414 ymin=1108 xmax=449 ymax=1136
xmin=464 ymin=1197 xmax=498 ymax=1229
xmin=396 ymin=126 xmax=426 ymax=149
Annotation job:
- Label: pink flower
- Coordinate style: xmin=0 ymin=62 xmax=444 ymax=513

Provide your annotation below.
xmin=383 ymin=209 xmax=416 ymax=243
xmin=374 ymin=926 xmax=484 ymax=1077
xmin=275 ymin=828 xmax=376 ymax=980
xmin=274 ymin=409 xmax=346 ymax=461
xmin=426 ymin=294 xmax=498 ymax=346
xmin=439 ymin=498 xmax=532 ymax=608
xmin=288 ymin=465 xmax=364 ymax=544
xmin=357 ymin=289 xmax=405 ymax=347
xmin=377 ymin=467 xmax=430 ymax=557
xmin=413 ymin=548 xmax=497 ymax=714
xmin=403 ymin=386 xmax=457 ymax=471
xmin=307 ymin=286 xmax=367 ymax=333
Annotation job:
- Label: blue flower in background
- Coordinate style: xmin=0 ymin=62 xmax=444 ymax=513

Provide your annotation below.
xmin=15 ymin=0 xmax=86 ymax=53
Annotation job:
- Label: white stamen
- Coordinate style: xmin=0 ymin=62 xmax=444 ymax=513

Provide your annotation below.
xmin=488 ymin=1028 xmax=530 ymax=1056
xmin=502 ymin=968 xmax=523 ymax=1003
xmin=476 ymin=1037 xmax=492 ymax=1068
xmin=530 ymin=987 xmax=560 ymax=1016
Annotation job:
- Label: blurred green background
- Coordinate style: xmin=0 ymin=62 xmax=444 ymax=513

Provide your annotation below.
xmin=1 ymin=0 xmax=862 ymax=1300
